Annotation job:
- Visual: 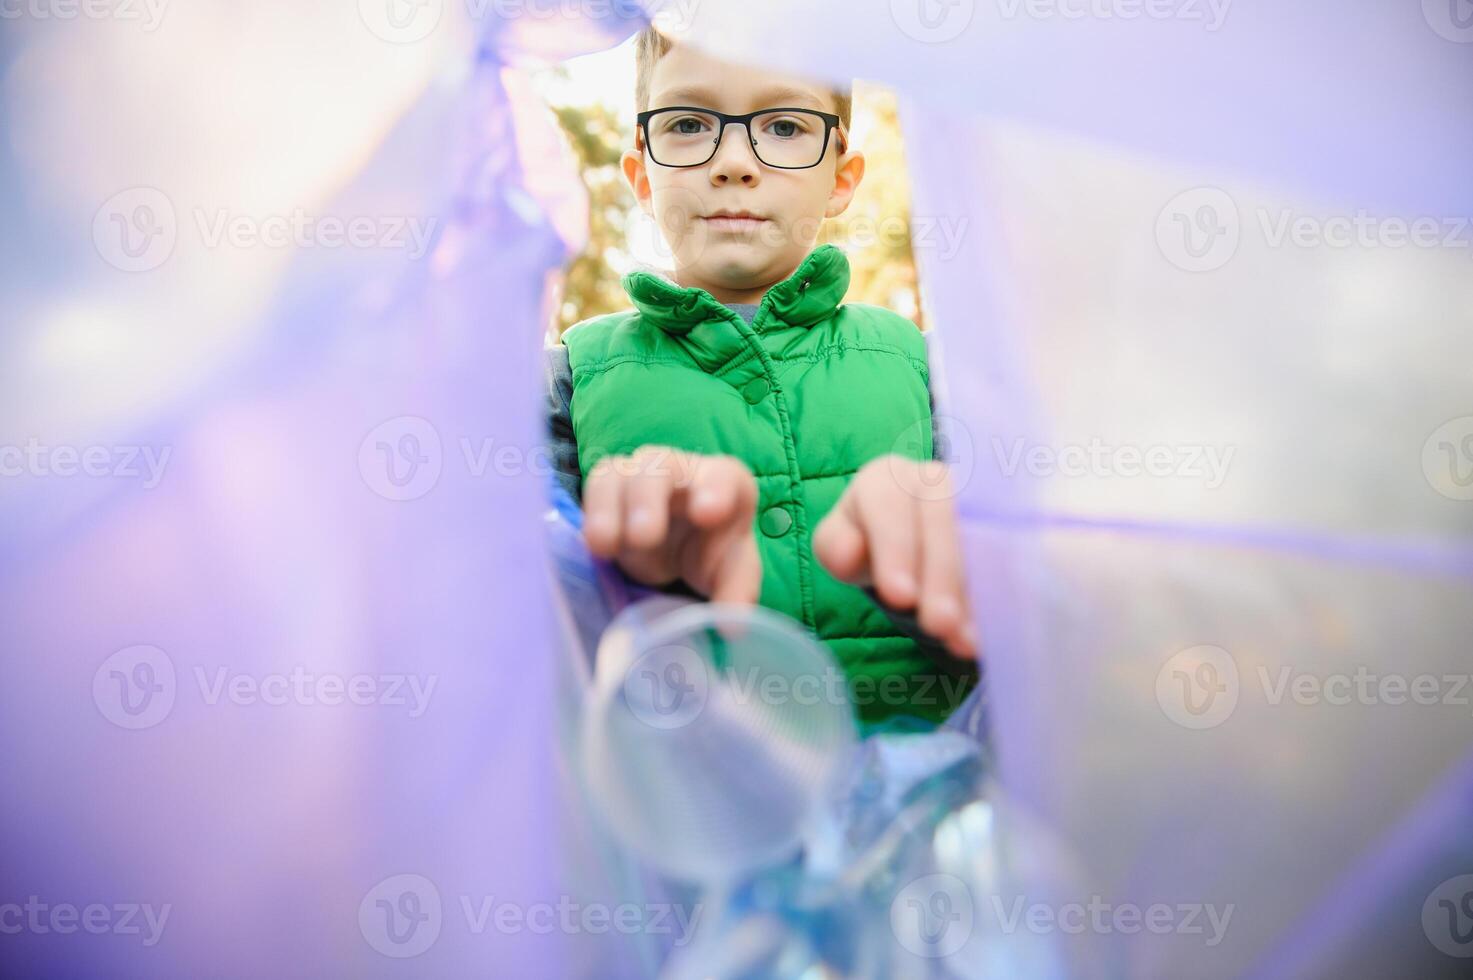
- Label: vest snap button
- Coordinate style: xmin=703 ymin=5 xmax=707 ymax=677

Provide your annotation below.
xmin=799 ymin=278 xmax=811 ymax=291
xmin=741 ymin=377 xmax=770 ymax=404
xmin=759 ymin=505 xmax=793 ymax=538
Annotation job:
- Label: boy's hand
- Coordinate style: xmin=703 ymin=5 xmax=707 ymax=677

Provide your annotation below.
xmin=583 ymin=447 xmax=762 ymax=605
xmin=813 ymin=456 xmax=978 ymax=659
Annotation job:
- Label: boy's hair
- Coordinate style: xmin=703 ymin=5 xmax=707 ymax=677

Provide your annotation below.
xmin=634 ymin=27 xmax=852 ymax=134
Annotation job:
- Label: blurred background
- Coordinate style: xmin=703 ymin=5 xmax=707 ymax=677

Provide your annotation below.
xmin=1 ymin=3 xmax=1471 ymax=979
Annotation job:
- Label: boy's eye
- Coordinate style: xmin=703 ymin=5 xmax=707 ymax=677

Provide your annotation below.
xmin=664 ymin=114 xmax=714 ymax=137
xmin=759 ymin=115 xmax=812 ymax=141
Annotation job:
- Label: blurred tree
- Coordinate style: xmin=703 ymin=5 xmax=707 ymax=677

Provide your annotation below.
xmin=546 ymin=79 xmax=922 ymax=336
xmin=820 ymin=85 xmax=925 ymax=330
xmin=548 ymin=99 xmax=632 ymax=337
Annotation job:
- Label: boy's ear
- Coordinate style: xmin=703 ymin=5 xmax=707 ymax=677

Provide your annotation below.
xmin=621 ymin=147 xmax=654 ymax=216
xmin=824 ymin=148 xmax=866 ymax=220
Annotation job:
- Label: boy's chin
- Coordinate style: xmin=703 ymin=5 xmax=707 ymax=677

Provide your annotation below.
xmin=687 ymin=242 xmax=793 ymax=287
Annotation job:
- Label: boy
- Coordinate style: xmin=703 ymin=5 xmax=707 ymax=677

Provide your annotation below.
xmin=545 ymin=27 xmax=977 ymax=726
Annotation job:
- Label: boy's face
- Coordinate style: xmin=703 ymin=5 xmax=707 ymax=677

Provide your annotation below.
xmin=622 ymin=43 xmax=865 ymax=304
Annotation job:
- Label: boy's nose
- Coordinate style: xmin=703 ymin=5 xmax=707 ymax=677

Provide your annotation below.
xmin=708 ymin=123 xmax=760 ymax=184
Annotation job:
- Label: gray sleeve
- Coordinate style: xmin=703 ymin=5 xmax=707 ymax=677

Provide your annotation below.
xmin=544 ymin=344 xmax=583 ymax=505
xmin=926 ymin=331 xmax=947 ymax=463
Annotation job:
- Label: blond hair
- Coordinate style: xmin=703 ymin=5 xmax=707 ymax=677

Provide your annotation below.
xmin=634 ymin=27 xmax=852 ymax=133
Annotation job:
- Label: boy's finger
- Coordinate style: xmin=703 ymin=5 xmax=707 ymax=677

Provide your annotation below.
xmin=916 ymin=492 xmax=975 ymax=658
xmin=854 ymin=471 xmax=919 ymax=610
xmin=582 ymin=458 xmax=626 ymax=557
xmin=686 ymin=455 xmax=750 ymax=529
xmin=684 ymin=461 xmax=760 ymax=604
xmin=812 ymin=502 xmax=869 ymax=585
xmin=624 ymin=447 xmax=679 ymax=550
xmin=614 ymin=541 xmax=677 ymax=588
xmin=707 ymin=531 xmax=762 ymax=606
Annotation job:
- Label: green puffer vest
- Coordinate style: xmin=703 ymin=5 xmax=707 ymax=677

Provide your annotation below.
xmin=562 ymin=244 xmax=973 ymax=726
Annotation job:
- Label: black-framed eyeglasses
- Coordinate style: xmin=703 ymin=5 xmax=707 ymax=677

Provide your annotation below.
xmin=635 ymin=106 xmax=848 ymax=170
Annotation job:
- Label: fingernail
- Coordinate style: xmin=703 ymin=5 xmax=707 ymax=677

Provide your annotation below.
xmin=629 ymin=507 xmax=651 ymax=529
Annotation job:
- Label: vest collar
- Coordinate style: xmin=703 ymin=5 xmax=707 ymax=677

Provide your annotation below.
xmin=621 ymin=244 xmax=850 ymax=337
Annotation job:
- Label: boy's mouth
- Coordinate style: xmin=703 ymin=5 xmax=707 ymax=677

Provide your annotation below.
xmin=701 ymin=211 xmax=769 ymax=233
